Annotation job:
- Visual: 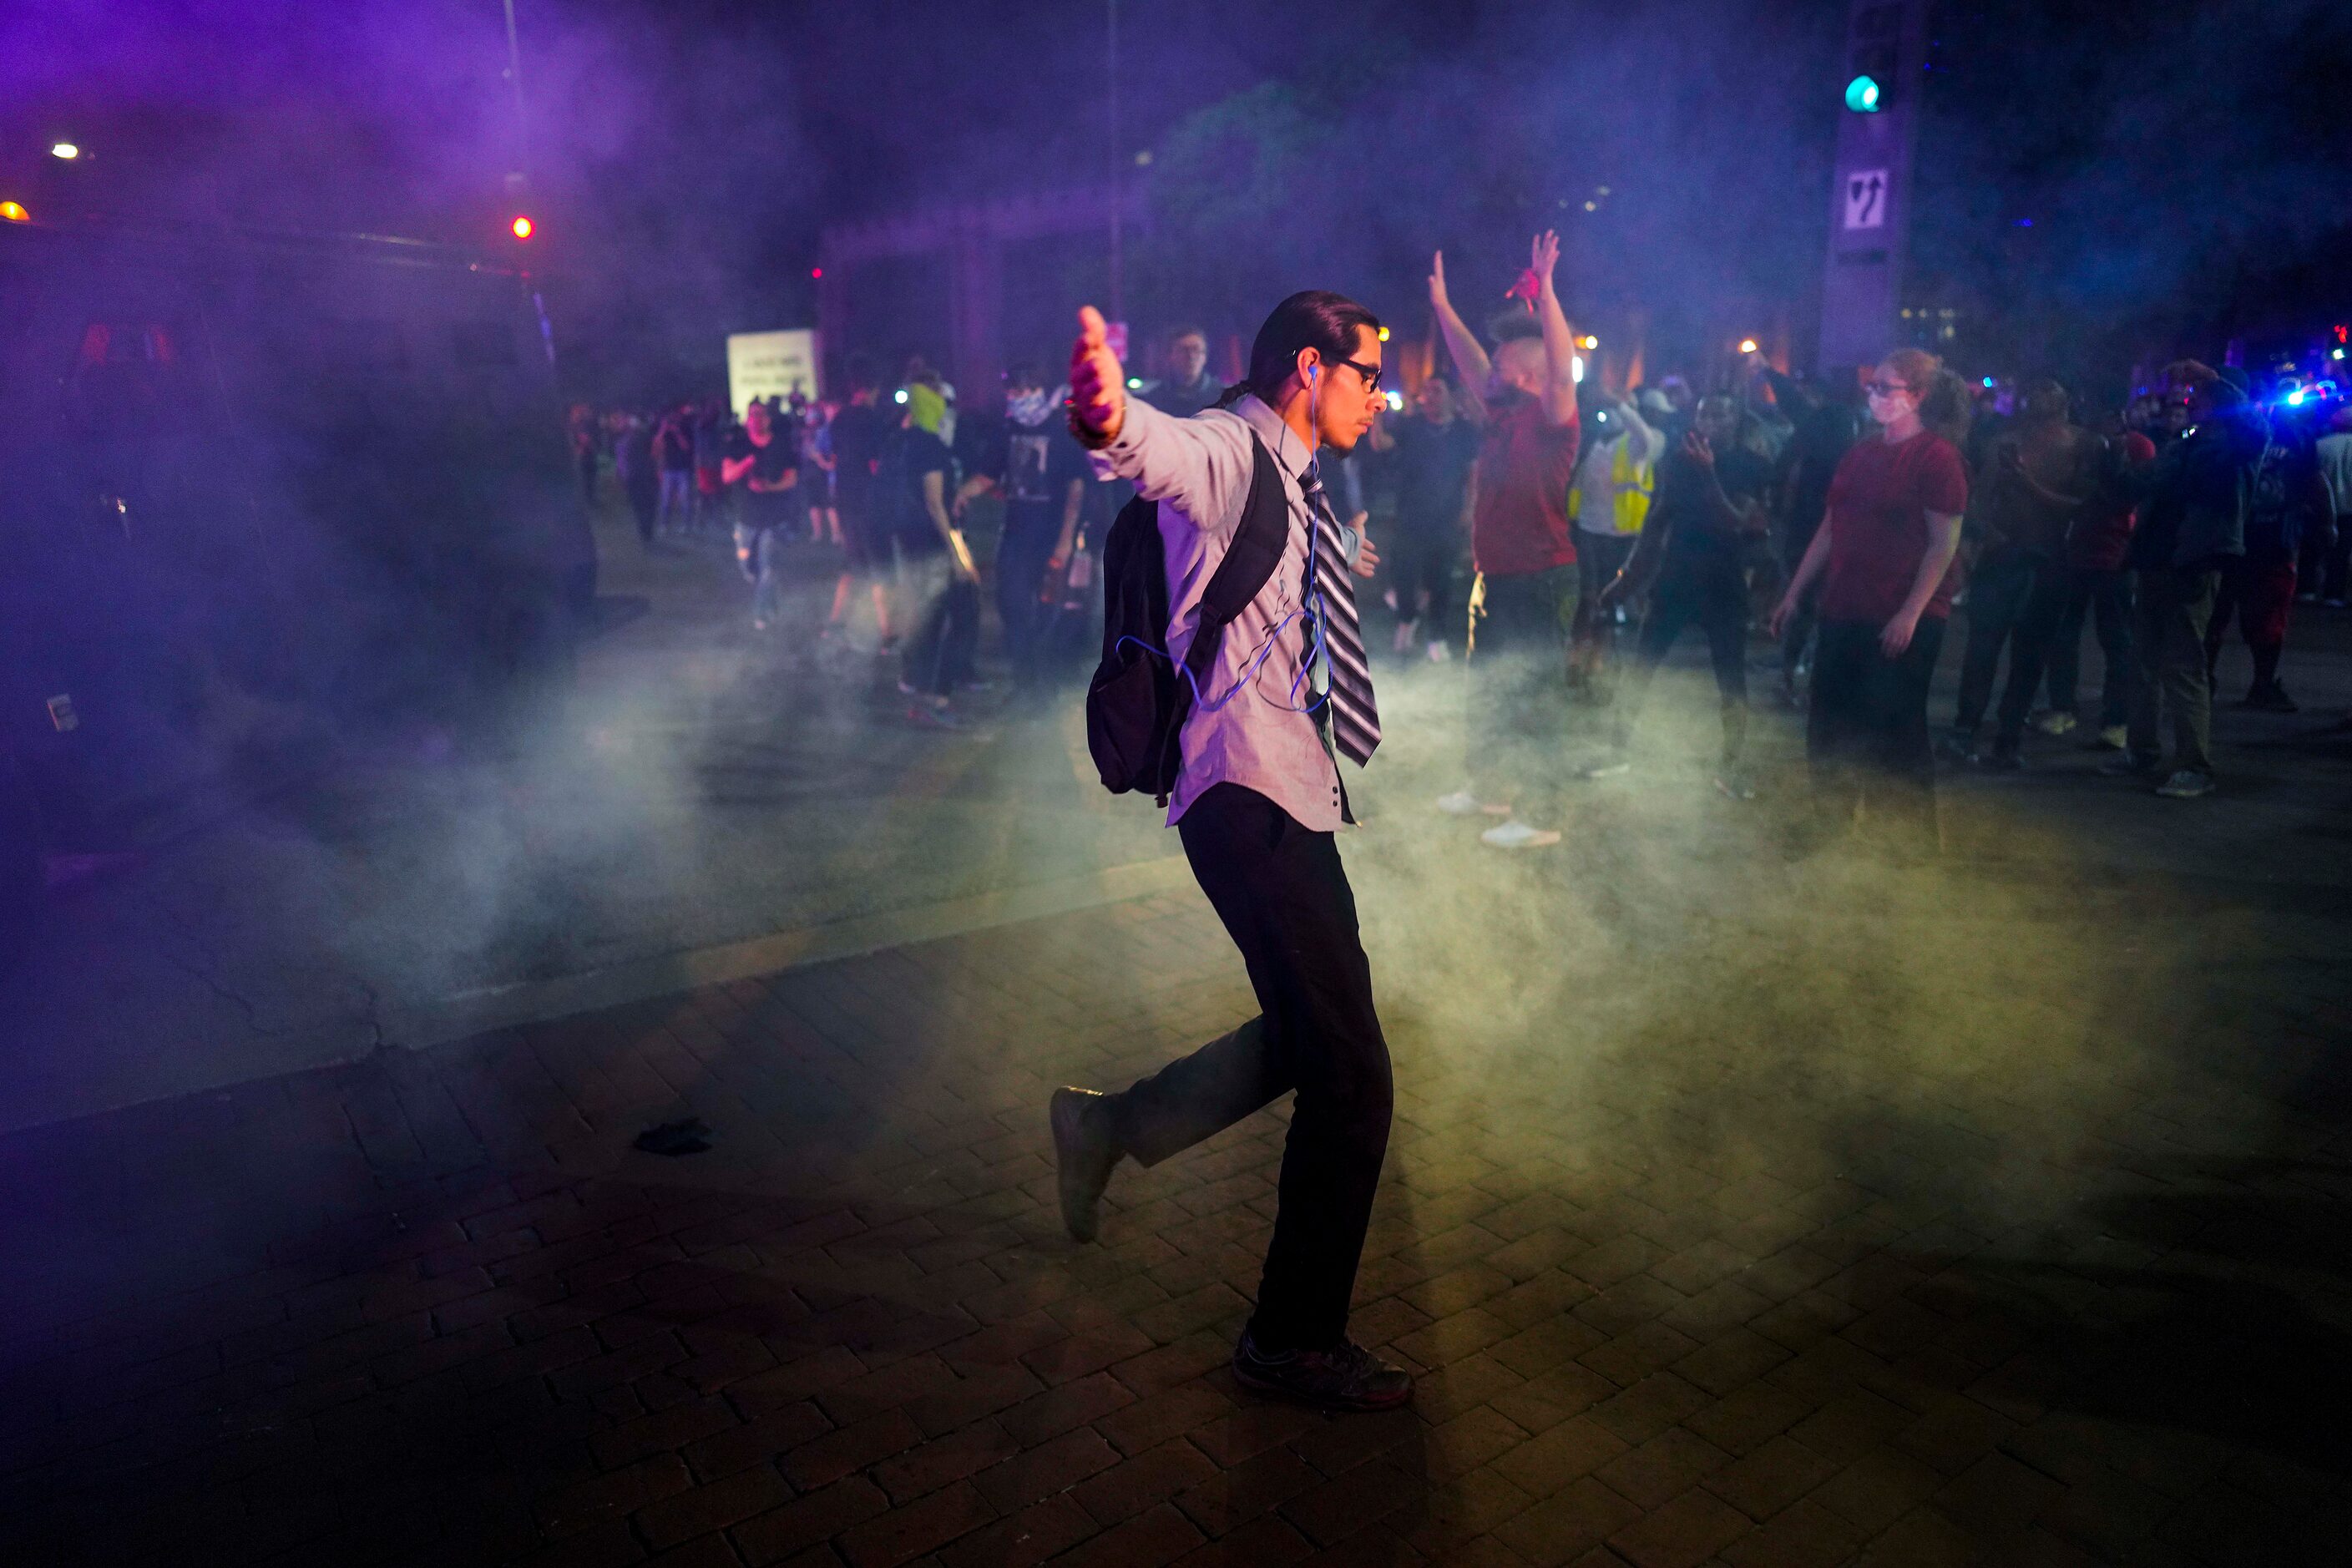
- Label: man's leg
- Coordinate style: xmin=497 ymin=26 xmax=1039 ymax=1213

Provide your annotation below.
xmin=2123 ymin=569 xmax=2167 ymax=769
xmin=994 ymin=524 xmax=1052 ymax=687
xmin=901 ymin=554 xmax=957 ymax=697
xmin=2240 ymin=550 xmax=2299 ymax=703
xmin=2089 ymin=569 xmax=2135 ymax=731
xmin=2159 ymin=569 xmax=2220 ymax=777
xmin=1991 ymin=558 xmax=2066 ymax=755
xmin=1054 ymin=784 xmax=1403 ymax=1404
xmin=1952 ymin=551 xmax=2026 ymax=742
xmin=1697 ymin=570 xmax=1752 ymax=773
xmin=1805 ymin=620 xmax=1874 ymax=837
xmin=2043 ymin=568 xmax=2092 ymax=716
xmin=1610 ymin=578 xmax=1698 ymax=756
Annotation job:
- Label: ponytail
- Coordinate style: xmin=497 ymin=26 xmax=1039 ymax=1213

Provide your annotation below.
xmin=1882 ymin=347 xmax=1971 ymax=447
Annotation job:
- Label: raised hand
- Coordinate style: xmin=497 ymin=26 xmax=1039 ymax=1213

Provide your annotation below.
xmin=1682 ymin=429 xmax=1715 ymax=468
xmin=1428 ymin=251 xmax=1450 ymax=312
xmin=1531 ymin=230 xmax=1561 ymax=287
xmin=1069 ymin=306 xmax=1125 ymax=442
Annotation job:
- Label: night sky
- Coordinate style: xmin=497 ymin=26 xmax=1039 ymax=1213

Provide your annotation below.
xmin=5 ymin=0 xmax=2344 ymax=398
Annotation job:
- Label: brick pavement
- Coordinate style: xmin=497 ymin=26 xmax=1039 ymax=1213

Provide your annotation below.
xmin=6 ymin=771 xmax=2352 ymax=1566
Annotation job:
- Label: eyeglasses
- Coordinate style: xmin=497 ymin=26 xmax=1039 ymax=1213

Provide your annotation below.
xmin=1863 ymin=380 xmax=1914 ymax=397
xmin=1330 ymin=355 xmax=1384 ymax=393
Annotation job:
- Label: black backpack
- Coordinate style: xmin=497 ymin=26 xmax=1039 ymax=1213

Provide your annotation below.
xmin=1085 ymin=432 xmax=1288 ymax=802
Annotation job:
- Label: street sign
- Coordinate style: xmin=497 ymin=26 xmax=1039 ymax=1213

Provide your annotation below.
xmin=726 ymin=329 xmax=822 ymax=416
xmin=1843 ymin=169 xmax=1889 ymax=231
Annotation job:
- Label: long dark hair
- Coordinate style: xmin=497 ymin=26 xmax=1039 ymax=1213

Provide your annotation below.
xmin=1218 ymin=290 xmax=1383 ymax=408
xmin=1881 ymin=348 xmax=1971 ymax=447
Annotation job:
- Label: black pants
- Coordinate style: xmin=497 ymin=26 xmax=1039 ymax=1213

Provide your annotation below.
xmin=1952 ymin=548 xmax=2044 ymax=736
xmin=903 ymin=554 xmax=980 ymax=697
xmin=1390 ymin=523 xmax=1459 ymax=642
xmin=1988 ymin=557 xmax=2073 ymax=748
xmin=1102 ymin=783 xmax=1392 ymax=1353
xmin=1616 ymin=564 xmax=1749 ymax=765
xmin=1468 ymin=565 xmax=1577 ymax=803
xmin=1808 ymin=617 xmax=1945 ymax=852
xmin=625 ymin=477 xmax=658 ymax=545
xmin=2126 ymin=566 xmax=2219 ymax=773
xmin=994 ymin=514 xmax=1057 ymax=688
xmin=2044 ymin=565 xmax=2134 ymax=728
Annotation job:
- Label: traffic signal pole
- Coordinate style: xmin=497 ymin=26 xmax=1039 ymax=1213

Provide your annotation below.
xmin=1817 ymin=0 xmax=1929 ymax=373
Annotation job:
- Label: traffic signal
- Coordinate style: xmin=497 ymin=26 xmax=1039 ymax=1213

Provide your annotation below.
xmin=1844 ymin=74 xmax=1882 ymax=113
xmin=510 ymin=214 xmax=534 ymax=240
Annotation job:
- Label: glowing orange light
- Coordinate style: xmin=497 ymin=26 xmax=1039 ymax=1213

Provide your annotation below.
xmin=0 ymin=201 xmax=28 ymax=222
xmin=1738 ymin=338 xmax=1759 ymax=355
xmin=510 ymin=215 xmax=534 ymax=240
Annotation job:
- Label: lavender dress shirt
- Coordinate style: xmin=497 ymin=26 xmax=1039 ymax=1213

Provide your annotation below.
xmin=1089 ymin=394 xmax=1363 ymax=832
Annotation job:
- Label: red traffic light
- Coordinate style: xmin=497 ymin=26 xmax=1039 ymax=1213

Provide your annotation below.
xmin=810 ymin=266 xmax=822 ymax=280
xmin=510 ymin=215 xmax=534 ymax=240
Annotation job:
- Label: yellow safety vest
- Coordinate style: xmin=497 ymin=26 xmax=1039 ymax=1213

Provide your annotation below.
xmin=1568 ymin=438 xmax=1656 ymax=536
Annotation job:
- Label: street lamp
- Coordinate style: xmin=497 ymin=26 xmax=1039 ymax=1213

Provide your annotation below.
xmin=1738 ymin=338 xmax=1760 ymax=355
xmin=0 ymin=201 xmax=28 ymax=222
xmin=49 ymin=142 xmax=79 ymax=160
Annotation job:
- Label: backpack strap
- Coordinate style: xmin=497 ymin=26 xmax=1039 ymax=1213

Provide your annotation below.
xmin=1176 ymin=433 xmax=1289 ymax=691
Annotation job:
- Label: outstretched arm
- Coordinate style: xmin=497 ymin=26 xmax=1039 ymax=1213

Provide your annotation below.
xmin=1531 ymin=230 xmax=1578 ymax=429
xmin=1430 ymin=252 xmax=1492 ymax=417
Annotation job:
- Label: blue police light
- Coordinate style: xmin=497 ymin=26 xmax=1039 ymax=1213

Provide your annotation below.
xmin=1844 ymin=74 xmax=1882 ymax=113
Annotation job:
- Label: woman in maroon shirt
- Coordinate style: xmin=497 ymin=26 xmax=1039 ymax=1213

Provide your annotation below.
xmin=1770 ymin=349 xmax=1970 ymax=855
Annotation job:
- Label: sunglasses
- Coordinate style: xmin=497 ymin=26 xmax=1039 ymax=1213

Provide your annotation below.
xmin=1330 ymin=355 xmax=1384 ymax=393
xmin=1863 ymin=380 xmax=1914 ymax=397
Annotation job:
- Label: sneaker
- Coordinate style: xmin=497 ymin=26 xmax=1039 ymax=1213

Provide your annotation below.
xmin=1713 ymin=771 xmax=1757 ymax=801
xmin=1480 ymin=819 xmax=1562 ymax=849
xmin=1426 ymin=640 xmax=1450 ymax=664
xmin=1435 ymin=790 xmax=1510 ymax=817
xmin=2240 ymin=683 xmax=2299 ymax=713
xmin=2093 ymin=724 xmax=2128 ymax=751
xmin=1231 ymin=1330 xmax=1412 ymax=1413
xmin=2327 ymin=598 xmax=2348 ymax=609
xmin=2099 ymin=753 xmax=2162 ymax=777
xmin=1581 ymin=758 xmax=1632 ymax=780
xmin=1977 ymin=744 xmax=2023 ymax=772
xmin=2155 ymin=768 xmax=2215 ymax=799
xmin=1049 ymin=1087 xmax=1119 ymax=1243
xmin=1392 ymin=620 xmax=1415 ymax=654
xmin=2031 ymin=710 xmax=2077 ymax=736
xmin=1936 ymin=729 xmax=1978 ymax=763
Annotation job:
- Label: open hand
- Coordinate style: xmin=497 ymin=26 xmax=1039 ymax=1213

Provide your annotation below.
xmin=1352 ymin=524 xmax=1379 ymax=579
xmin=1069 ymin=306 xmax=1125 ymax=442
xmin=1682 ymin=429 xmax=1715 ymax=468
xmin=1530 ymin=230 xmax=1561 ymax=287
xmin=1428 ymin=251 xmax=1451 ymax=312
xmin=1767 ymin=594 xmax=1797 ymax=640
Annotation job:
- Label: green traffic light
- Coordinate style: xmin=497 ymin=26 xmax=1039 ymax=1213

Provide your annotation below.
xmin=1845 ymin=74 xmax=1882 ymax=113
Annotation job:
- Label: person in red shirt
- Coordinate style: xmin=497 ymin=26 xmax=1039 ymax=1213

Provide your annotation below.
xmin=1770 ymin=350 xmax=1970 ymax=857
xmin=1428 ymin=231 xmax=1582 ymax=849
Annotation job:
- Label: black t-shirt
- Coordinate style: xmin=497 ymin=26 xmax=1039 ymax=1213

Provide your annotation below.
xmin=882 ymin=426 xmax=955 ymax=556
xmin=728 ymin=422 xmax=801 ymax=529
xmin=1387 ymin=415 xmax=1481 ymax=534
xmin=1145 ymin=375 xmax=1223 ymax=420
xmin=829 ymin=403 xmax=887 ymax=509
xmin=1000 ymin=415 xmax=1090 ymax=543
xmin=1779 ymin=402 xmax=1859 ymax=541
xmin=1654 ymin=444 xmax=1772 ymax=574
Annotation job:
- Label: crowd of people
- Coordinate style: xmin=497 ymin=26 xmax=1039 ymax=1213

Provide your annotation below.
xmin=569 ymin=271 xmax=2349 ymax=830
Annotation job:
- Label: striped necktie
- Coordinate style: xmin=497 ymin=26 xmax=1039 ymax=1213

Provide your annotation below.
xmin=1298 ymin=459 xmax=1382 ymax=766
